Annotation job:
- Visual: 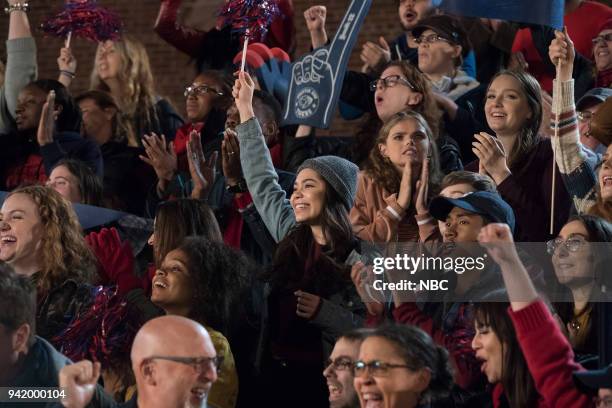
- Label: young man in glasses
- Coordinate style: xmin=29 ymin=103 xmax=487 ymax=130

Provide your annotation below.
xmin=59 ymin=315 xmax=220 ymax=408
xmin=323 ymin=330 xmax=368 ymax=408
xmin=412 ymin=14 xmax=479 ymax=101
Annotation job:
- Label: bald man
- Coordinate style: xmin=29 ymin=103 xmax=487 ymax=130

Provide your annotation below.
xmin=59 ymin=315 xmax=219 ymax=408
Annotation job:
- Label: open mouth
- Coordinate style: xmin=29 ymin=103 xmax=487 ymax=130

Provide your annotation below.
xmin=190 ymin=387 xmax=208 ymax=400
xmin=0 ymin=235 xmax=16 ymax=244
xmin=153 ymin=279 xmax=168 ymax=289
xmin=404 ymin=11 xmax=416 ymax=22
xmin=361 ymin=392 xmax=384 ymax=408
xmin=294 ymin=203 xmax=309 ymax=210
xmin=375 ymin=96 xmax=384 ymax=105
xmin=602 ymin=176 xmax=612 ymax=187
xmin=328 ymin=383 xmax=343 ymax=400
xmin=490 ymin=112 xmax=506 ymax=118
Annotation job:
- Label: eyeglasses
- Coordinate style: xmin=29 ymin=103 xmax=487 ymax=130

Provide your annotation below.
xmin=414 ymin=33 xmax=452 ymax=46
xmin=184 ymin=85 xmax=224 ymax=98
xmin=592 ymin=33 xmax=612 ymax=46
xmin=369 ymin=75 xmax=416 ymax=92
xmin=546 ymin=236 xmax=588 ymax=255
xmin=353 ymin=360 xmax=414 ymax=377
xmin=578 ymin=111 xmax=593 ymax=122
xmin=595 ymin=396 xmax=612 ymax=408
xmin=325 ymin=357 xmax=355 ymax=371
xmin=144 ymin=355 xmax=224 ymax=374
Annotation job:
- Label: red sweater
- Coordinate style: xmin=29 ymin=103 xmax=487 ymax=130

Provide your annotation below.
xmin=512 ymin=1 xmax=612 ymax=93
xmin=366 ymin=302 xmax=481 ymax=390
xmin=154 ymin=0 xmax=295 ymax=56
xmin=491 ymin=300 xmax=592 ymax=408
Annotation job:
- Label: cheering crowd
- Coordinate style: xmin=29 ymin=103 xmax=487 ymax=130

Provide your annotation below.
xmin=1 ymin=0 xmax=612 ymax=407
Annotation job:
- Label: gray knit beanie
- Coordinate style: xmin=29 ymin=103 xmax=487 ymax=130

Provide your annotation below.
xmin=297 ymin=156 xmax=359 ymax=211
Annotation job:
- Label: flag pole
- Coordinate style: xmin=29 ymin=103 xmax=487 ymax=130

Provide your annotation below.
xmin=551 ymin=59 xmax=560 ymax=236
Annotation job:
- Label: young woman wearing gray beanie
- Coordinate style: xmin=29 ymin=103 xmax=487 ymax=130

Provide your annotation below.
xmin=232 ymin=71 xmax=367 ymax=407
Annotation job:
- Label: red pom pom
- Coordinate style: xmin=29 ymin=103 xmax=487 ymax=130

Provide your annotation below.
xmin=40 ymin=0 xmax=122 ymax=43
xmin=218 ymin=0 xmax=281 ymax=42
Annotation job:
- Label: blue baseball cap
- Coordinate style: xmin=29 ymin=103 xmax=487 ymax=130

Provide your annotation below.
xmin=577 ymin=88 xmax=612 ymax=111
xmin=429 ymin=191 xmax=515 ymax=233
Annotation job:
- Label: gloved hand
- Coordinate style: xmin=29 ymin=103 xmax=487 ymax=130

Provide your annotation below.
xmin=85 ymin=227 xmax=141 ymax=296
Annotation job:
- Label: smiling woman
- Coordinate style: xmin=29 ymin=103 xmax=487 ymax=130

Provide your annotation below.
xmin=233 ymin=70 xmax=366 ymax=406
xmin=150 ymin=237 xmax=251 ymax=408
xmin=550 ymin=215 xmax=612 ymax=356
xmin=0 ymin=185 xmax=97 ymax=341
xmin=354 ymin=324 xmax=453 ymax=408
xmin=466 ymin=69 xmax=572 ymax=241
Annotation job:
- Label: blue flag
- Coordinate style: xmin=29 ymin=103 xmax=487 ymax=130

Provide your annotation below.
xmin=435 ymin=0 xmax=564 ymax=30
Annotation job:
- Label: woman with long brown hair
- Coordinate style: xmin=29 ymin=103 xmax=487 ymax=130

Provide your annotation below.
xmin=466 ymin=67 xmax=571 ymax=241
xmin=475 ymin=222 xmax=593 ymax=408
xmin=351 ymin=110 xmax=443 ymax=242
xmin=0 ymin=185 xmax=97 ymax=339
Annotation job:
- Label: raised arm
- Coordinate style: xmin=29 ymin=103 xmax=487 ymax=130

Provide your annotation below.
xmin=549 ymin=29 xmax=599 ymax=214
xmin=154 ymin=0 xmax=208 ymax=57
xmin=478 ymin=223 xmax=592 ymax=408
xmin=1 ymin=1 xmax=37 ymax=130
xmin=234 ymin=71 xmax=296 ymax=242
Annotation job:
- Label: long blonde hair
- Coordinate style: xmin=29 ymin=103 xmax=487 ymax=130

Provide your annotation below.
xmin=90 ymin=35 xmax=157 ymax=143
xmin=8 ymin=186 xmax=96 ymax=294
xmin=365 ymin=111 xmax=442 ymax=195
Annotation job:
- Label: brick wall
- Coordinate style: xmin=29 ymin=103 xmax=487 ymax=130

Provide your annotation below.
xmin=0 ymin=0 xmax=402 ymax=136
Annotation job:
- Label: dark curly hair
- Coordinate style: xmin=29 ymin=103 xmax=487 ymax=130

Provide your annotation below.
xmin=365 ymin=110 xmax=443 ymax=197
xmin=177 ymin=237 xmax=251 ymax=336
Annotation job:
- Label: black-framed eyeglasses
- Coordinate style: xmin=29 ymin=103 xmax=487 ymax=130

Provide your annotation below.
xmin=577 ymin=111 xmax=593 ymax=122
xmin=184 ymin=85 xmax=224 ymax=98
xmin=414 ymin=33 xmax=452 ymax=46
xmin=325 ymin=357 xmax=355 ymax=371
xmin=369 ymin=75 xmax=416 ymax=92
xmin=353 ymin=360 xmax=414 ymax=377
xmin=592 ymin=33 xmax=612 ymax=46
xmin=144 ymin=355 xmax=224 ymax=374
xmin=546 ymin=236 xmax=588 ymax=255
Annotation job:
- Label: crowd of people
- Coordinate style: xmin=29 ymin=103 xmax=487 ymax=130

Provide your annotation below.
xmin=1 ymin=0 xmax=612 ymax=407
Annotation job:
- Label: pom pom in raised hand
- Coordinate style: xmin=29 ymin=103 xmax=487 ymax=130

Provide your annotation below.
xmin=41 ymin=0 xmax=122 ymax=43
xmin=218 ymin=0 xmax=280 ymax=42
